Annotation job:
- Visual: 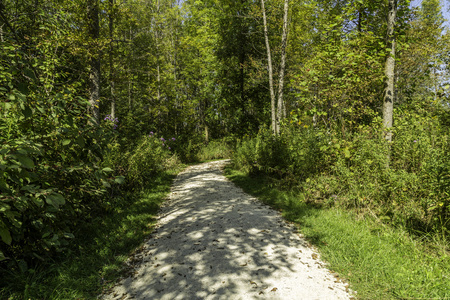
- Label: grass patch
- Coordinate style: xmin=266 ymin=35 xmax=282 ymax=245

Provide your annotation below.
xmin=225 ymin=167 xmax=450 ymax=300
xmin=0 ymin=170 xmax=180 ymax=300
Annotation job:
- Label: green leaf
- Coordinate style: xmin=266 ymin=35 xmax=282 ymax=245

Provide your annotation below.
xmin=63 ymin=233 xmax=75 ymax=239
xmin=22 ymin=106 xmax=32 ymax=118
xmin=114 ymin=176 xmax=125 ymax=184
xmin=32 ymin=197 xmax=44 ymax=207
xmin=17 ymin=149 xmax=28 ymax=155
xmin=102 ymin=180 xmax=111 ymax=188
xmin=45 ymin=193 xmax=65 ymax=209
xmin=344 ymin=147 xmax=351 ymax=158
xmin=17 ymin=155 xmax=34 ymax=169
xmin=77 ymin=136 xmax=85 ymax=148
xmin=37 ymin=106 xmax=46 ymax=114
xmin=17 ymin=92 xmax=26 ymax=101
xmin=102 ymin=167 xmax=114 ymax=172
xmin=0 ymin=250 xmax=7 ymax=261
xmin=0 ymin=224 xmax=12 ymax=245
xmin=62 ymin=139 xmax=71 ymax=146
xmin=0 ymin=203 xmax=11 ymax=212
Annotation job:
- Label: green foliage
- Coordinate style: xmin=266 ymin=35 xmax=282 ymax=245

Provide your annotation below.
xmin=195 ymin=138 xmax=235 ymax=162
xmin=233 ymin=109 xmax=450 ymax=238
xmin=1 ymin=0 xmax=449 ymax=297
xmin=103 ymin=133 xmax=180 ymax=191
xmin=234 ymin=125 xmax=330 ymax=180
xmin=291 ymin=32 xmax=385 ymax=132
xmin=233 ymin=128 xmax=288 ymax=176
xmin=0 ymin=172 xmax=178 ymax=300
xmin=0 ymin=0 xmax=123 ymax=267
xmin=0 ymin=88 xmax=120 ymax=264
xmin=126 ymin=135 xmax=176 ymax=190
xmin=391 ymin=106 xmax=450 ymax=227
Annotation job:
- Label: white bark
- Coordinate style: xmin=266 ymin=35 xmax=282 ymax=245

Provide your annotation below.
xmin=261 ymin=0 xmax=277 ymax=135
xmin=262 ymin=0 xmax=290 ymax=135
xmin=276 ymin=0 xmax=290 ymax=135
xmin=383 ymin=0 xmax=397 ymax=143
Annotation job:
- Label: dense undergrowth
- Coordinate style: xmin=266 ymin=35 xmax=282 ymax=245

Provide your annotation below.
xmin=0 ymin=120 xmax=185 ymax=298
xmin=233 ymin=107 xmax=450 ymax=244
xmin=0 ymin=171 xmax=179 ymax=300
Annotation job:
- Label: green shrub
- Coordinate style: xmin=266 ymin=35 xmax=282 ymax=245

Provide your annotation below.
xmin=0 ymin=90 xmax=120 ymax=266
xmin=281 ymin=126 xmax=332 ymax=180
xmin=233 ymin=113 xmax=449 ymax=238
xmin=173 ymin=135 xmax=203 ymax=163
xmin=234 ymin=126 xmax=331 ymax=180
xmin=196 ymin=138 xmax=235 ymax=161
xmin=127 ymin=136 xmax=171 ymax=189
xmin=233 ymin=135 xmax=253 ymax=172
xmin=104 ymin=133 xmax=180 ymax=191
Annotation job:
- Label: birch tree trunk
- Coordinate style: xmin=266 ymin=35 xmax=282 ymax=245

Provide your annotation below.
xmin=261 ymin=0 xmax=277 ymax=135
xmin=383 ymin=0 xmax=397 ymax=143
xmin=87 ymin=0 xmax=100 ymax=124
xmin=276 ymin=0 xmax=289 ymax=135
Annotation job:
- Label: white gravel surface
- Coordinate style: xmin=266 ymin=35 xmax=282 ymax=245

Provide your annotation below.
xmin=102 ymin=160 xmax=354 ymax=300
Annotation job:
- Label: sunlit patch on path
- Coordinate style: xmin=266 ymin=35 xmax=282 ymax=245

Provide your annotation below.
xmin=102 ymin=160 xmax=353 ymax=300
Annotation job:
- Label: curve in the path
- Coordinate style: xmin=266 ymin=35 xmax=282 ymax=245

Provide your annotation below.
xmin=102 ymin=160 xmax=353 ymax=300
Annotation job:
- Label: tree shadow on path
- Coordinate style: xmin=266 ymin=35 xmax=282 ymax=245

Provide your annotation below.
xmin=103 ymin=160 xmax=349 ymax=300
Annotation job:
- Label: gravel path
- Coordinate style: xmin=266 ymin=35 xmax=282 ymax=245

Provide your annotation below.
xmin=102 ymin=160 xmax=354 ymax=300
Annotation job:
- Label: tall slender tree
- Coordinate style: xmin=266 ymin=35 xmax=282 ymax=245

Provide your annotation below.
xmin=261 ymin=0 xmax=290 ymax=135
xmin=383 ymin=0 xmax=397 ymax=144
xmin=276 ymin=0 xmax=290 ymax=131
xmin=87 ymin=0 xmax=100 ymax=124
xmin=109 ymin=0 xmax=116 ymax=119
xmin=261 ymin=0 xmax=277 ymax=134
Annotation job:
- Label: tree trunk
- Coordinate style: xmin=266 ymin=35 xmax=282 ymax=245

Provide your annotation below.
xmin=383 ymin=0 xmax=397 ymax=144
xmin=261 ymin=0 xmax=277 ymax=135
xmin=128 ymin=29 xmax=133 ymax=111
xmin=109 ymin=0 xmax=115 ymax=119
xmin=87 ymin=0 xmax=100 ymax=124
xmin=276 ymin=0 xmax=290 ymax=135
xmin=205 ymin=124 xmax=209 ymax=143
xmin=128 ymin=67 xmax=132 ymax=110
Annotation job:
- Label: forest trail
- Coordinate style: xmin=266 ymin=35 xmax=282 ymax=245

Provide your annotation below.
xmin=102 ymin=160 xmax=354 ymax=300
